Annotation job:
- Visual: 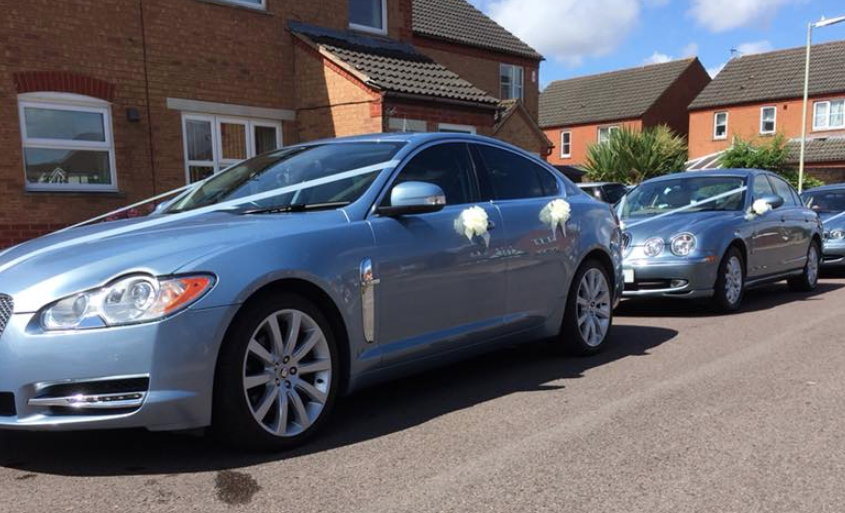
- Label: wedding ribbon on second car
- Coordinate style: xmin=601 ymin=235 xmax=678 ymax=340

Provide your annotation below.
xmin=618 ymin=185 xmax=748 ymax=231
xmin=0 ymin=159 xmax=401 ymax=275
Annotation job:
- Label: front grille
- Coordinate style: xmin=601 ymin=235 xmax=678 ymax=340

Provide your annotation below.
xmin=0 ymin=392 xmax=15 ymax=416
xmin=0 ymin=294 xmax=12 ymax=340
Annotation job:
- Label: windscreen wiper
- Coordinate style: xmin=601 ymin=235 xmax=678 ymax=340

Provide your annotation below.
xmin=239 ymin=201 xmax=351 ymax=215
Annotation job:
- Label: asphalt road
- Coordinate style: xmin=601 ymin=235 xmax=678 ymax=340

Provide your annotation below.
xmin=3 ymin=272 xmax=845 ymax=513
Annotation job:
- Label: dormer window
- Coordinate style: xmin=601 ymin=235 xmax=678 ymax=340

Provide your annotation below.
xmin=349 ymin=0 xmax=387 ymax=35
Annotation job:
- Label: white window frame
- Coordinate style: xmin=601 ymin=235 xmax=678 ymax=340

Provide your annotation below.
xmin=560 ymin=131 xmax=572 ymax=158
xmin=217 ymin=0 xmax=266 ymax=10
xmin=713 ymin=112 xmax=728 ymax=140
xmin=597 ymin=125 xmax=619 ymax=145
xmin=18 ymin=92 xmax=118 ymax=192
xmin=388 ymin=118 xmax=427 ymax=133
xmin=349 ymin=0 xmax=388 ymax=35
xmin=500 ymin=64 xmax=524 ymax=101
xmin=437 ymin=123 xmax=477 ymax=134
xmin=181 ymin=113 xmax=282 ymax=183
xmin=760 ymin=106 xmax=777 ymax=135
xmin=813 ymin=99 xmax=845 ymax=131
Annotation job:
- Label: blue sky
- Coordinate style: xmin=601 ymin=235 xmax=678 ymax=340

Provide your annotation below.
xmin=468 ymin=0 xmax=845 ymax=88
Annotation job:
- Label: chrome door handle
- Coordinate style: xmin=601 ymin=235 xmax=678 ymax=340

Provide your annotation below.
xmin=487 ymin=220 xmax=497 ymax=230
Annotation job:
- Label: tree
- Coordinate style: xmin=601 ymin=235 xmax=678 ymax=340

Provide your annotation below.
xmin=718 ymin=133 xmax=824 ymax=190
xmin=583 ymin=125 xmax=688 ymax=185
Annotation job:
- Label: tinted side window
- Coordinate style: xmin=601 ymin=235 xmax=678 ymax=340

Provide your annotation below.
xmin=768 ymin=176 xmax=798 ymax=206
xmin=536 ymin=164 xmax=560 ymax=196
xmin=753 ymin=175 xmax=775 ymax=199
xmin=476 ymin=145 xmax=546 ymax=200
xmin=392 ymin=143 xmax=476 ymax=205
xmin=603 ymin=184 xmax=628 ymax=204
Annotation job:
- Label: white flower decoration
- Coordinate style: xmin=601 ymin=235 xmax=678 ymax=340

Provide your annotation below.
xmin=454 ymin=206 xmax=490 ymax=247
xmin=746 ymin=199 xmax=773 ymax=220
xmin=540 ymin=199 xmax=572 ymax=237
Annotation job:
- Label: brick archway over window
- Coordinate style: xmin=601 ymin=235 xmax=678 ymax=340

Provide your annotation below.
xmin=13 ymin=71 xmax=116 ymax=102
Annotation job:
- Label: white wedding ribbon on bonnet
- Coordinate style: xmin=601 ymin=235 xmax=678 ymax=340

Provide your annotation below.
xmin=0 ymin=160 xmax=400 ymax=275
xmin=619 ymin=185 xmax=749 ymax=231
xmin=823 ymin=210 xmax=845 ymax=225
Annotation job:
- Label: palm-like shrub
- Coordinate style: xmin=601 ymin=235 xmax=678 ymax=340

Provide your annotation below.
xmin=583 ymin=125 xmax=688 ymax=185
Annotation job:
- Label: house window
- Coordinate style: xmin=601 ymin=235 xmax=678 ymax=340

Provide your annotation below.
xmin=760 ymin=106 xmax=776 ymax=134
xmin=714 ymin=112 xmax=728 ymax=140
xmin=560 ymin=131 xmax=572 ymax=158
xmin=182 ymin=114 xmax=282 ymax=183
xmin=18 ymin=93 xmax=117 ymax=192
xmin=500 ymin=64 xmax=524 ymax=101
xmin=813 ymin=100 xmax=845 ymax=130
xmin=218 ymin=0 xmax=265 ymax=9
xmin=349 ymin=0 xmax=387 ymax=35
xmin=597 ymin=126 xmax=619 ymax=145
xmin=438 ymin=123 xmax=477 ymax=134
xmin=388 ymin=118 xmax=427 ymax=133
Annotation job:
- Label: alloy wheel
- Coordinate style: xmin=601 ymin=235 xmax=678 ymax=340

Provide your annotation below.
xmin=807 ymin=245 xmax=820 ymax=286
xmin=575 ymin=268 xmax=612 ymax=347
xmin=724 ymin=256 xmax=743 ymax=305
xmin=242 ymin=309 xmax=332 ymax=437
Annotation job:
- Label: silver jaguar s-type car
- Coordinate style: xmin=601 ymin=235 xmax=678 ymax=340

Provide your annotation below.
xmin=619 ymin=169 xmax=822 ymax=312
xmin=802 ymin=184 xmax=845 ymax=267
xmin=0 ymin=133 xmax=622 ymax=450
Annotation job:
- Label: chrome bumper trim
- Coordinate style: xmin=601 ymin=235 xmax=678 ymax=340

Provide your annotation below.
xmin=28 ymin=392 xmax=146 ymax=410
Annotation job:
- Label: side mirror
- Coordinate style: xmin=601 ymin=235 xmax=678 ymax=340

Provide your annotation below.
xmin=377 ymin=181 xmax=446 ymax=216
xmin=760 ymin=194 xmax=785 ymax=210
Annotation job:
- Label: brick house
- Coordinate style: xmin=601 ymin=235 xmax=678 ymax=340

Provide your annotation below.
xmin=0 ymin=0 xmax=543 ymax=248
xmin=688 ymin=40 xmax=845 ymax=182
xmin=540 ymin=58 xmax=711 ymax=168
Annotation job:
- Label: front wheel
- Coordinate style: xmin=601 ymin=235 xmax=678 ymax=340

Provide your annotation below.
xmin=712 ymin=247 xmax=745 ymax=313
xmin=788 ymin=241 xmax=821 ymax=292
xmin=213 ymin=293 xmax=339 ymax=451
xmin=559 ymin=259 xmax=613 ymax=356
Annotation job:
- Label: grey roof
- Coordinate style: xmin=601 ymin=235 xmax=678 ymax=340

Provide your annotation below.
xmin=690 ymin=40 xmax=845 ymax=110
xmin=539 ymin=59 xmax=698 ymax=128
xmin=412 ymin=0 xmax=542 ymax=60
xmin=290 ymin=22 xmax=498 ymax=105
xmin=786 ymin=137 xmax=845 ymax=164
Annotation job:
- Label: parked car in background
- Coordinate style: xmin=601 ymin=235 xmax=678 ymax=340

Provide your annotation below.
xmin=578 ymin=182 xmax=629 ymax=204
xmin=0 ymin=133 xmax=623 ymax=450
xmin=802 ymin=184 xmax=845 ymax=267
xmin=619 ymin=169 xmax=822 ymax=311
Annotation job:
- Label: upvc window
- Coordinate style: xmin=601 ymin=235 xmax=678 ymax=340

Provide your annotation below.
xmin=182 ymin=114 xmax=282 ymax=183
xmin=597 ymin=126 xmax=619 ymax=145
xmin=813 ymin=100 xmax=845 ymax=130
xmin=500 ymin=64 xmax=524 ymax=101
xmin=438 ymin=123 xmax=477 ymax=134
xmin=18 ymin=93 xmax=117 ymax=192
xmin=760 ymin=106 xmax=776 ymax=134
xmin=714 ymin=112 xmax=728 ymax=140
xmin=349 ymin=0 xmax=387 ymax=35
xmin=218 ymin=0 xmax=265 ymax=9
xmin=560 ymin=131 xmax=572 ymax=158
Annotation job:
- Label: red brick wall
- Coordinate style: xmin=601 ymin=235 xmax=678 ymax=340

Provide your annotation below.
xmin=543 ymin=119 xmax=642 ymax=167
xmin=643 ymin=60 xmax=711 ymax=138
xmin=386 ymin=99 xmax=496 ymax=136
xmin=495 ymin=108 xmax=552 ymax=156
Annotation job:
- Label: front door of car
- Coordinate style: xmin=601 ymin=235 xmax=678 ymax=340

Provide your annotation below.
xmin=748 ymin=175 xmax=788 ymax=277
xmin=369 ymin=143 xmax=507 ymax=365
xmin=768 ymin=175 xmax=810 ymax=271
xmin=471 ymin=144 xmax=569 ymax=331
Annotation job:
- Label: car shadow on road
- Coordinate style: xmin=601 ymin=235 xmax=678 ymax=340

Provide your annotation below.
xmin=616 ymin=280 xmax=844 ymax=318
xmin=0 ymin=324 xmax=676 ymax=477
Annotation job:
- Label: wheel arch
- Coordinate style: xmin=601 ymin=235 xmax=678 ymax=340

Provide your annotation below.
xmin=579 ymin=247 xmax=616 ymax=290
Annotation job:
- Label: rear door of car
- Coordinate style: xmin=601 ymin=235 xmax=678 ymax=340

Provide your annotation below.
xmin=470 ymin=143 xmax=569 ymax=332
xmin=768 ymin=175 xmax=811 ymax=271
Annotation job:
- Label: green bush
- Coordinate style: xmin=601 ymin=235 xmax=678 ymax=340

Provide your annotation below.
xmin=583 ymin=125 xmax=688 ymax=185
xmin=718 ymin=134 xmax=824 ymax=190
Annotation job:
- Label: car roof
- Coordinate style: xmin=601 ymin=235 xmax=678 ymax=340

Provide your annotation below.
xmin=578 ymin=182 xmax=623 ymax=188
xmin=803 ymin=183 xmax=845 ymax=194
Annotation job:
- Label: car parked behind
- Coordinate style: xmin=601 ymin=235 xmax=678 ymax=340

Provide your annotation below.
xmin=619 ymin=169 xmax=822 ymax=311
xmin=802 ymin=184 xmax=845 ymax=267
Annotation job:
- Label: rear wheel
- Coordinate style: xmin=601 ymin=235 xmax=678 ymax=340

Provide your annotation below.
xmin=712 ymin=247 xmax=745 ymax=313
xmin=788 ymin=241 xmax=821 ymax=292
xmin=559 ymin=259 xmax=613 ymax=355
xmin=214 ymin=293 xmax=339 ymax=451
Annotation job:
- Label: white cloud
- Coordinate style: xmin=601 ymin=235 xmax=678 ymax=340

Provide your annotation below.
xmin=642 ymin=42 xmax=698 ymax=65
xmin=681 ymin=43 xmax=699 ymax=58
xmin=690 ymin=0 xmax=801 ymax=32
xmin=484 ymin=0 xmax=641 ymax=66
xmin=644 ymin=51 xmax=673 ymax=65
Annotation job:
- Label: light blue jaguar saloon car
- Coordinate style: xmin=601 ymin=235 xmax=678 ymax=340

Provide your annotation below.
xmin=802 ymin=184 xmax=845 ymax=267
xmin=0 ymin=133 xmax=623 ymax=450
xmin=619 ymin=169 xmax=822 ymax=312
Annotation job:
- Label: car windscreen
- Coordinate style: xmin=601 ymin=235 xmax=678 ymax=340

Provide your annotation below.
xmin=803 ymin=189 xmax=845 ymax=214
xmin=166 ymin=142 xmax=405 ymax=213
xmin=620 ymin=176 xmax=746 ymax=219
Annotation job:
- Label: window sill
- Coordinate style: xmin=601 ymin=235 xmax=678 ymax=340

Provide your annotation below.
xmin=348 ymin=24 xmax=388 ymax=37
xmin=194 ymin=0 xmax=272 ymax=15
xmin=25 ymin=189 xmax=126 ymax=198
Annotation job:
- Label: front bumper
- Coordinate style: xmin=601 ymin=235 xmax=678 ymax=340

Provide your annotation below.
xmin=622 ymin=255 xmax=718 ymax=299
xmin=0 ymin=305 xmax=236 ymax=431
xmin=822 ymin=241 xmax=845 ymax=266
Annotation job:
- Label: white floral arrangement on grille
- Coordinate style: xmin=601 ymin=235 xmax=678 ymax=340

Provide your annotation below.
xmin=540 ymin=199 xmax=572 ymax=237
xmin=454 ymin=206 xmax=491 ymax=247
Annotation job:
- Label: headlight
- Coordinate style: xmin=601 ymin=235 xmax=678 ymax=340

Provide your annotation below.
xmin=39 ymin=274 xmax=215 ymax=331
xmin=643 ymin=237 xmax=665 ymax=257
xmin=670 ymin=233 xmax=697 ymax=257
xmin=831 ymin=229 xmax=845 ymax=240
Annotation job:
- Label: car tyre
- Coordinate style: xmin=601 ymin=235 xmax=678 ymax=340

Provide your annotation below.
xmin=712 ymin=246 xmax=745 ymax=313
xmin=559 ymin=259 xmax=613 ymax=356
xmin=788 ymin=240 xmax=821 ymax=292
xmin=213 ymin=293 xmax=340 ymax=451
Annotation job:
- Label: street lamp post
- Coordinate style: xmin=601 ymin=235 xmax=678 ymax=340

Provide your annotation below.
xmin=798 ymin=15 xmax=845 ymax=193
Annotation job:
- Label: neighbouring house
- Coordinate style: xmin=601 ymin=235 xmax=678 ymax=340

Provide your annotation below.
xmin=0 ymin=0 xmax=544 ymax=248
xmin=540 ymin=58 xmax=711 ymax=168
xmin=688 ymin=40 xmax=845 ymax=181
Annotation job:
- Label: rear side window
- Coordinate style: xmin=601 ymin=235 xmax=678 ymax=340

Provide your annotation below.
xmin=767 ymin=176 xmax=798 ymax=206
xmin=392 ymin=143 xmax=477 ymax=206
xmin=475 ymin=145 xmax=554 ymax=200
